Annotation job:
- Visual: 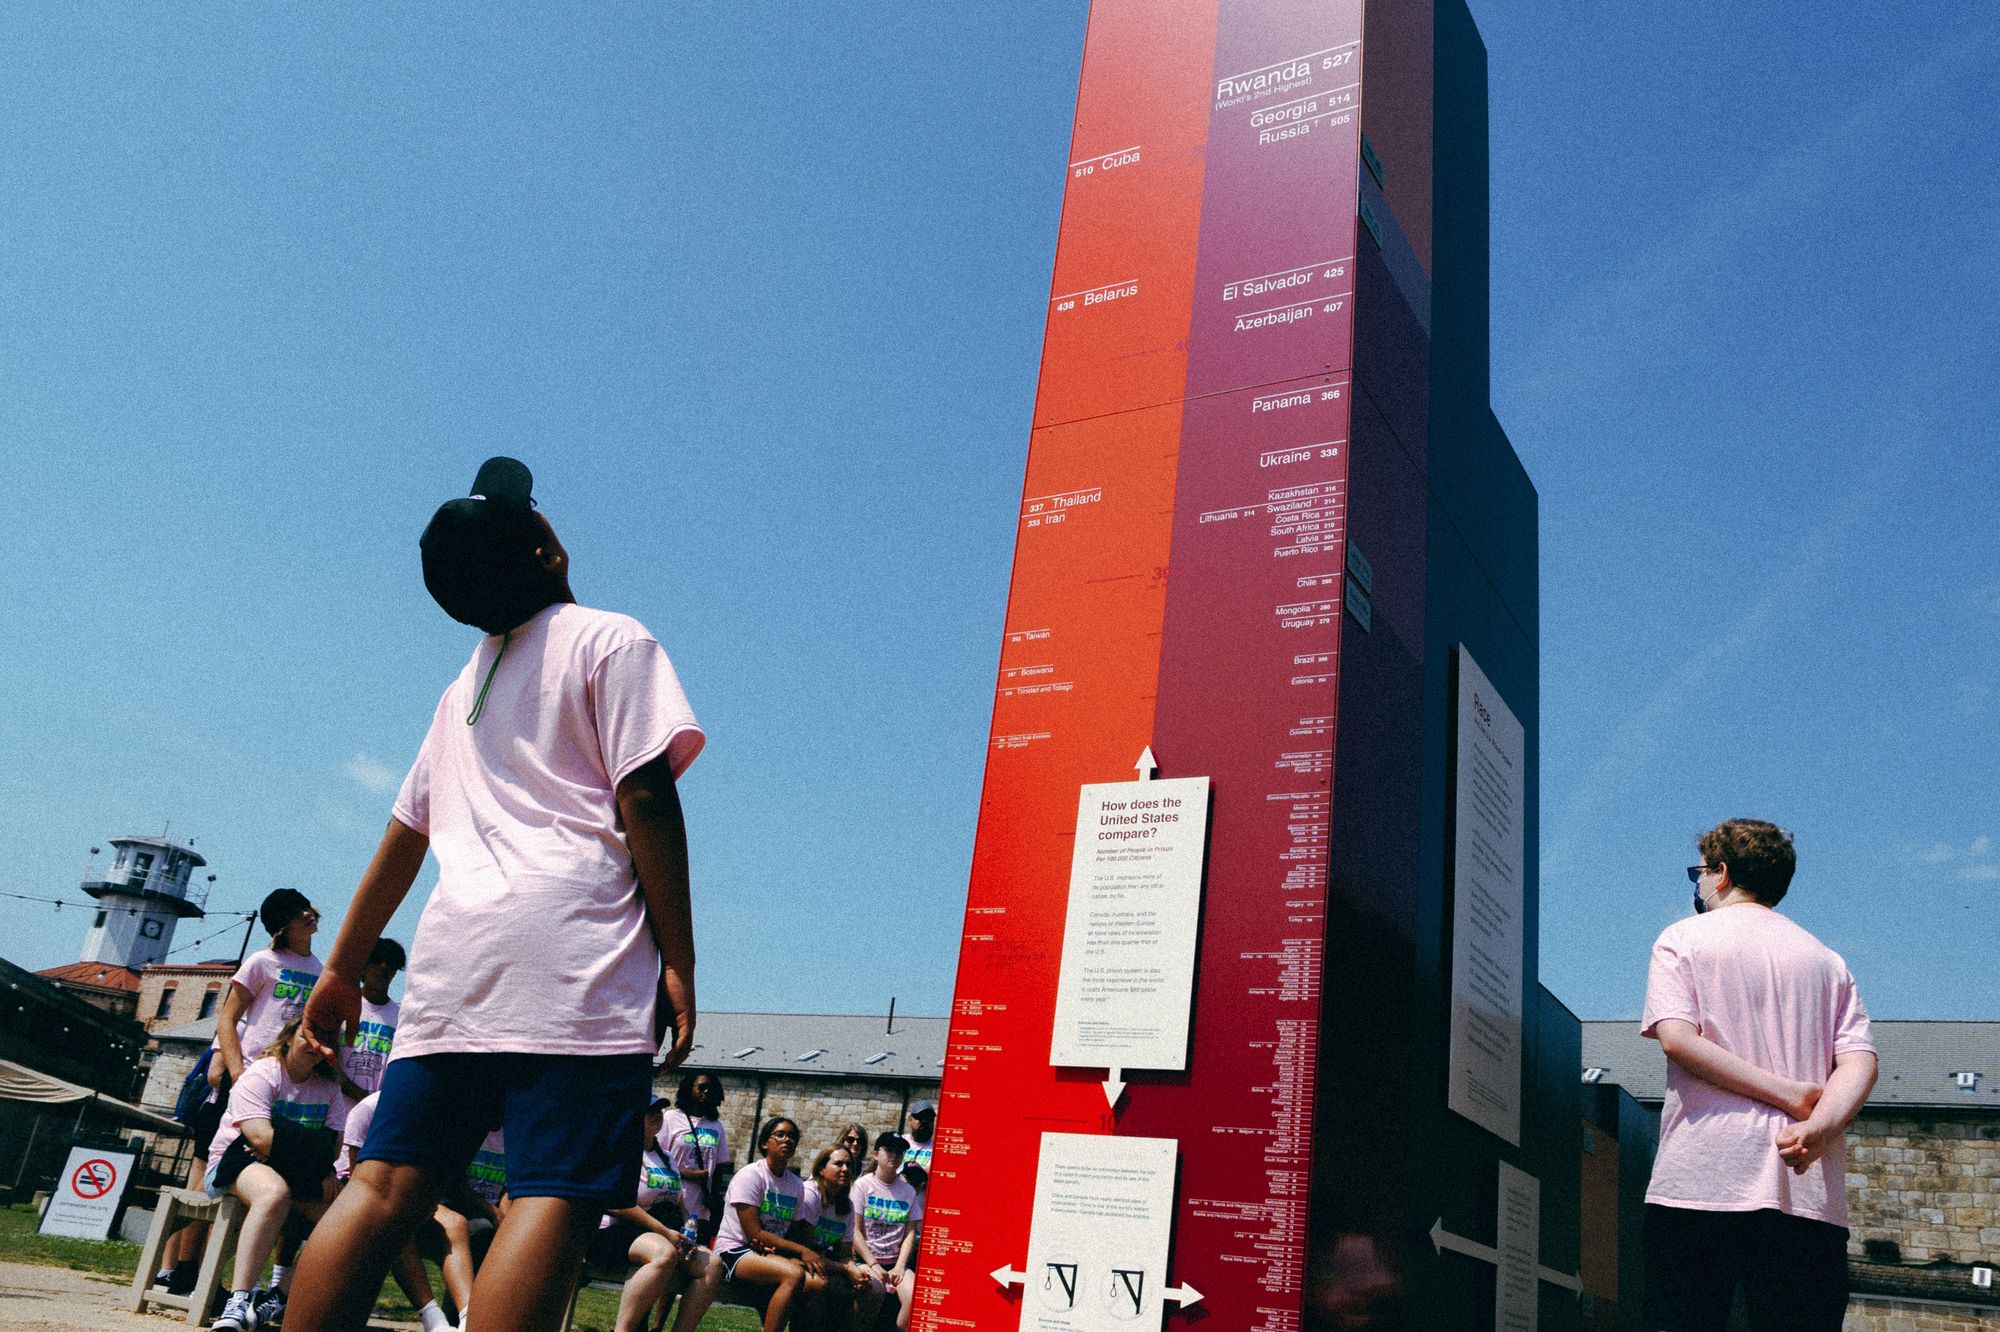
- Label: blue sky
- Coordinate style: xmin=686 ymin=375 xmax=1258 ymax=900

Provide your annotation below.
xmin=2 ymin=4 xmax=1993 ymax=1022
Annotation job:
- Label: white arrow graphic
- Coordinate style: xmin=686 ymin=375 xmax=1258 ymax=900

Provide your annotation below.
xmin=991 ymin=1263 xmax=1024 ymax=1289
xmin=1134 ymin=746 xmax=1157 ymax=781
xmin=1429 ymin=1218 xmax=1497 ymax=1266
xmin=1163 ymin=1282 xmax=1204 ymax=1308
xmin=1430 ymin=1219 xmax=1582 ymax=1296
xmin=1102 ymin=1067 xmax=1126 ymax=1110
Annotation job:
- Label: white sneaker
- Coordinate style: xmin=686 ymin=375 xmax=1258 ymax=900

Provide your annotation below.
xmin=211 ymin=1289 xmax=259 ymax=1330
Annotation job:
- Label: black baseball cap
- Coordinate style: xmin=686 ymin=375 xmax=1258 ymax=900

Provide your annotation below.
xmin=258 ymin=888 xmax=313 ymax=937
xmin=419 ymin=457 xmax=553 ymax=634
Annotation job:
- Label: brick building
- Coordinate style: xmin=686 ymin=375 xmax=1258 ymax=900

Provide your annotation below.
xmin=1582 ymin=1020 xmax=2000 ymax=1328
xmin=134 ymin=960 xmax=235 ymax=1033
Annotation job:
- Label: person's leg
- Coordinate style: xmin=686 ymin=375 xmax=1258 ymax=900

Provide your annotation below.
xmin=163 ymin=1154 xmax=212 ymax=1283
xmin=729 ymin=1253 xmax=807 ymax=1332
xmin=285 ymin=1158 xmax=451 ymax=1330
xmin=890 ymin=1268 xmax=914 ymax=1332
xmin=288 ymin=1052 xmax=494 ymax=1331
xmin=666 ymin=1248 xmax=723 ymax=1332
xmin=1739 ymin=1211 xmax=1849 ymax=1332
xmin=227 ymin=1165 xmax=295 ymax=1298
xmin=612 ymin=1232 xmax=680 ymax=1332
xmin=464 ymin=1195 xmax=597 ymax=1332
xmin=1642 ymin=1205 xmax=1740 ymax=1332
xmin=434 ymin=1208 xmax=477 ymax=1315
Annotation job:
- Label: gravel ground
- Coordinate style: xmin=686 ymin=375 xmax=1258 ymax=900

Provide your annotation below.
xmin=0 ymin=1260 xmax=421 ymax=1330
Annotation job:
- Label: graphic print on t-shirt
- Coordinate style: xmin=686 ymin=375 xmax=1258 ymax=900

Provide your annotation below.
xmin=270 ymin=1095 xmax=331 ymax=1131
xmin=813 ymin=1210 xmax=850 ymax=1252
xmin=862 ymin=1193 xmax=913 ymax=1227
xmin=902 ymin=1140 xmax=933 ymax=1172
xmin=642 ymin=1157 xmax=680 ymax=1196
xmin=271 ymin=967 xmax=318 ymax=1019
xmin=760 ymin=1185 xmax=801 ymax=1229
xmin=467 ymin=1136 xmax=507 ymax=1206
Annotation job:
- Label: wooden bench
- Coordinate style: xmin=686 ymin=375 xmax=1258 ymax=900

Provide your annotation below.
xmin=129 ymin=1187 xmax=246 ymax=1325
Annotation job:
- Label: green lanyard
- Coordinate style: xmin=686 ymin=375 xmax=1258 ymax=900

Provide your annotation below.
xmin=466 ymin=631 xmax=511 ymax=725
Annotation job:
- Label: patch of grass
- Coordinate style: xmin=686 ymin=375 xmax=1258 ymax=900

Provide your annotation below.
xmin=1 ymin=1205 xmax=765 ymax=1332
xmin=0 ymin=1202 xmax=141 ymax=1277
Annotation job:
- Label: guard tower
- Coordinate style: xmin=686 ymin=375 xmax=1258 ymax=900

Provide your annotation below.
xmin=78 ymin=835 xmax=209 ymax=970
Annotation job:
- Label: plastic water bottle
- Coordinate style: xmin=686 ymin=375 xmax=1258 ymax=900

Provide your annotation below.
xmin=682 ymin=1217 xmax=700 ymax=1247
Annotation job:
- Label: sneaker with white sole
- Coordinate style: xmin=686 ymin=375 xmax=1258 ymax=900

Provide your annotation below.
xmin=211 ymin=1288 xmax=259 ymax=1331
xmin=253 ymin=1286 xmax=286 ymax=1327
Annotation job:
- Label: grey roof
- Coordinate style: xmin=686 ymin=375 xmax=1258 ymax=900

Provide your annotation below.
xmin=155 ymin=1018 xmax=218 ymax=1045
xmin=1581 ymin=1020 xmax=2000 ymax=1110
xmin=658 ymin=1011 xmax=947 ymax=1082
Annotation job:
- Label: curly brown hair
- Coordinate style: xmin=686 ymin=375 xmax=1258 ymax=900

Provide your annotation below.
xmin=1697 ymin=819 xmax=1796 ymax=905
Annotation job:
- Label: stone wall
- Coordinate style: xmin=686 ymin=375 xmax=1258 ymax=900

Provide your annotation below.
xmin=1847 ymin=1111 xmax=2000 ymax=1263
xmin=650 ymin=1070 xmax=940 ymax=1167
xmin=1845 ymin=1297 xmax=2000 ymax=1331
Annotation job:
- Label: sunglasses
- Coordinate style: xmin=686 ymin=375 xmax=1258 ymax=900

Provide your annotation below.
xmin=1684 ymin=865 xmax=1715 ymax=885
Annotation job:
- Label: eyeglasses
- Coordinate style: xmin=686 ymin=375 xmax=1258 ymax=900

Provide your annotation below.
xmin=295 ymin=908 xmax=321 ymax=922
xmin=1684 ymin=865 xmax=1716 ymax=885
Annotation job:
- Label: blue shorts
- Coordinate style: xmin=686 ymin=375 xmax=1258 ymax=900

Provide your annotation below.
xmin=357 ymin=1051 xmax=653 ymax=1207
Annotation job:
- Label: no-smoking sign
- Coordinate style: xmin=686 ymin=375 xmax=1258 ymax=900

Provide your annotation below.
xmin=39 ymin=1146 xmax=135 ymax=1240
xmin=71 ymin=1157 xmax=118 ymax=1199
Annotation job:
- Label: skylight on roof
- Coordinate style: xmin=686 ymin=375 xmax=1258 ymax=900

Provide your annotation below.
xmin=730 ymin=1046 xmax=762 ymax=1059
xmin=863 ymin=1052 xmax=891 ymax=1066
xmin=796 ymin=1049 xmax=827 ymax=1062
xmin=1582 ymin=1067 xmax=1607 ymax=1084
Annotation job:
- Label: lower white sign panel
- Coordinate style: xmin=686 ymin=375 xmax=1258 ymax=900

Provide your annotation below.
xmin=1495 ymin=1162 xmax=1540 ymax=1332
xmin=1050 ymin=775 xmax=1210 ymax=1071
xmin=1021 ymin=1133 xmax=1178 ymax=1332
xmin=1447 ymin=647 xmax=1526 ymax=1145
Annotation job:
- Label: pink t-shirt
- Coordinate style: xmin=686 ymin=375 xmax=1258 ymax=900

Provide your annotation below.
xmin=851 ymin=1172 xmax=922 ymax=1264
xmin=803 ymin=1181 xmax=853 ymax=1256
xmin=465 ymin=1130 xmax=508 ymax=1207
xmin=1642 ymin=907 xmax=1874 ymax=1225
xmin=390 ymin=603 xmax=703 ymax=1058
xmin=225 ymin=948 xmax=323 ymax=1063
xmin=206 ymin=1055 xmax=347 ymax=1168
xmin=341 ymin=996 xmax=399 ymax=1095
xmin=658 ymin=1109 xmax=730 ymax=1221
xmin=338 ymin=1091 xmax=378 ymax=1179
xmin=714 ymin=1159 xmax=806 ymax=1253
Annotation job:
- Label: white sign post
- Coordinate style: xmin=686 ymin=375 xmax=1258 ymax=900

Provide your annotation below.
xmin=1008 ymin=1132 xmax=1194 ymax=1332
xmin=1049 ymin=750 xmax=1210 ymax=1109
xmin=1447 ymin=647 xmax=1526 ymax=1145
xmin=39 ymin=1145 xmax=136 ymax=1241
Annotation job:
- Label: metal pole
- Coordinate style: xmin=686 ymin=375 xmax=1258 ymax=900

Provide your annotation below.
xmin=10 ymin=1113 xmax=42 ymax=1193
xmin=235 ymin=911 xmax=256 ymax=965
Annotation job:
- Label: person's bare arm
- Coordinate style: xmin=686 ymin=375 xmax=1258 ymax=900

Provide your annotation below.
xmin=213 ymin=984 xmax=252 ymax=1082
xmin=302 ymin=819 xmax=429 ymax=1058
xmin=239 ymin=1117 xmax=276 ymax=1158
xmin=617 ymin=755 xmax=696 ymax=1068
xmin=1777 ymin=1050 xmax=1878 ymax=1174
xmin=607 ymin=1204 xmax=676 ymax=1238
xmin=1649 ymin=1018 xmax=1822 ymax=1120
xmin=890 ymin=1225 xmax=918 ymax=1277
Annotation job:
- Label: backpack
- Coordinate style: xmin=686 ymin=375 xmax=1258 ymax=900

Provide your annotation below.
xmin=173 ymin=1046 xmax=215 ymax=1126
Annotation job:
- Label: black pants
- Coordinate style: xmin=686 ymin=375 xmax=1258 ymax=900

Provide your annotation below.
xmin=1643 ymin=1204 xmax=1849 ymax=1331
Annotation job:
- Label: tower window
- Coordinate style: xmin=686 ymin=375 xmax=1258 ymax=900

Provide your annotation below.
xmin=94 ymin=910 xmax=107 ymax=928
xmin=155 ymin=986 xmax=176 ymax=1019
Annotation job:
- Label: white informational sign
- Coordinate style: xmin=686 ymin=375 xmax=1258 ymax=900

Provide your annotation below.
xmin=1049 ymin=774 xmax=1210 ymax=1072
xmin=1020 ymin=1133 xmax=1178 ymax=1332
xmin=39 ymin=1146 xmax=136 ymax=1241
xmin=1494 ymin=1162 xmax=1540 ymax=1332
xmin=1447 ymin=647 xmax=1526 ymax=1146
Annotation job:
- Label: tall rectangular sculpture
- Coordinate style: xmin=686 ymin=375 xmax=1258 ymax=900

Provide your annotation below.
xmin=919 ymin=3 xmax=1575 ymax=1329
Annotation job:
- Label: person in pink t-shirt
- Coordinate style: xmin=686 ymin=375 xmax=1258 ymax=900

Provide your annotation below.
xmin=713 ymin=1118 xmax=826 ymax=1332
xmin=285 ymin=459 xmax=704 ymax=1332
xmin=1640 ymin=819 xmax=1877 ymax=1331
xmin=850 ymin=1133 xmax=922 ymax=1331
